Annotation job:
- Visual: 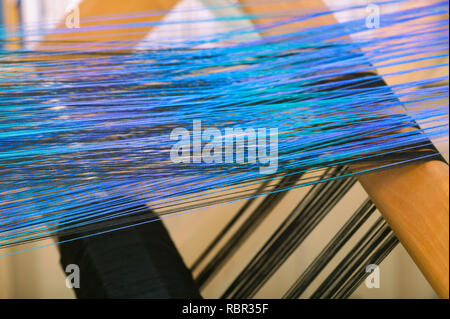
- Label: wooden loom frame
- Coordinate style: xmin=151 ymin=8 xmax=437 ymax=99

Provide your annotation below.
xmin=4 ymin=0 xmax=448 ymax=298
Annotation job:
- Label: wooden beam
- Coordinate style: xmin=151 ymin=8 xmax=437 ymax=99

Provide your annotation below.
xmin=239 ymin=0 xmax=449 ymax=298
xmin=1 ymin=0 xmax=21 ymax=50
xmin=358 ymin=160 xmax=449 ymax=298
xmin=38 ymin=0 xmax=179 ymax=53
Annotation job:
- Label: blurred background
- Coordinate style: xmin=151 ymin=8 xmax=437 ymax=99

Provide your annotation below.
xmin=0 ymin=0 xmax=447 ymax=298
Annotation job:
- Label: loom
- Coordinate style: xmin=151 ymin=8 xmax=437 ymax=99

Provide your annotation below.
xmin=0 ymin=0 xmax=448 ymax=299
